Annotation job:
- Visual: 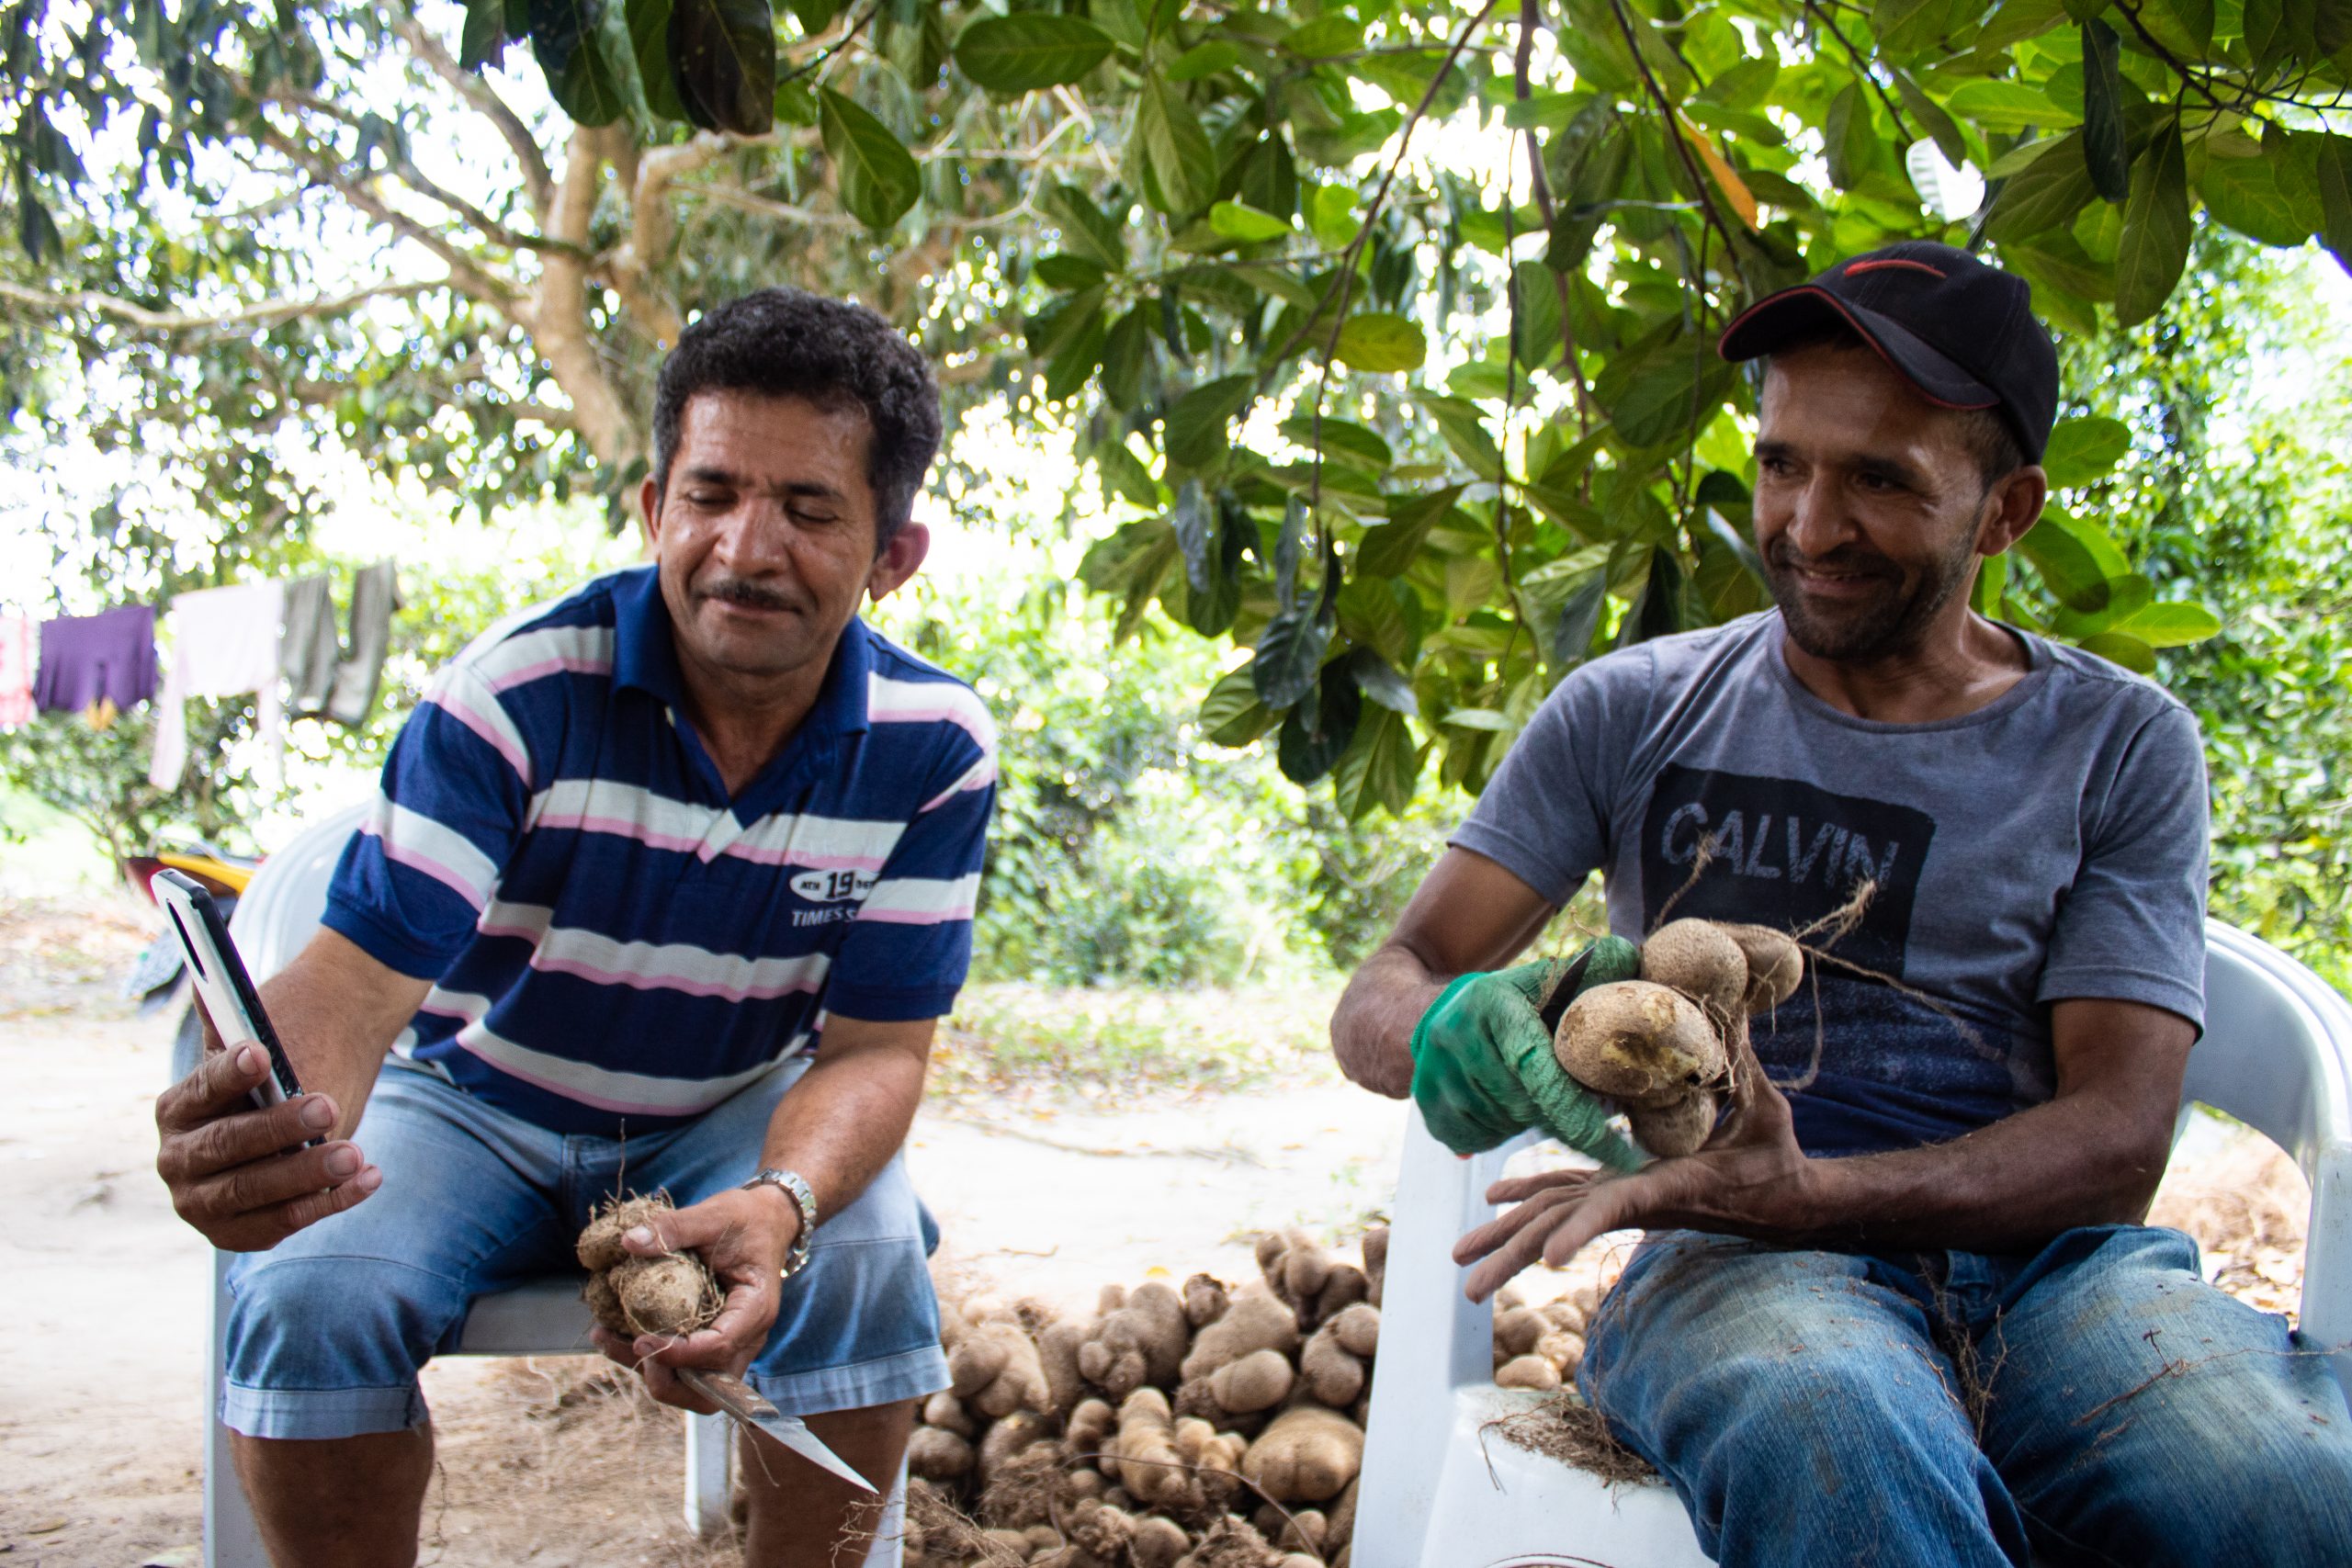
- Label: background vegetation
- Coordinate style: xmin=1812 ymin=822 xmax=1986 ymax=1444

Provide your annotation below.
xmin=3 ymin=0 xmax=2348 ymax=987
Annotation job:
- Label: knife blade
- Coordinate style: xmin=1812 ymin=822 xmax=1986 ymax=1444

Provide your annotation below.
xmin=674 ymin=1367 xmax=877 ymax=1493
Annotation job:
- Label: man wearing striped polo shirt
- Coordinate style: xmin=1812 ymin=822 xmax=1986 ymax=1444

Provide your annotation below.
xmin=153 ymin=289 xmax=991 ymax=1567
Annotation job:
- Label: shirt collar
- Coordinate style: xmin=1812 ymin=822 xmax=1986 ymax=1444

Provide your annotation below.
xmin=610 ymin=564 xmax=874 ymax=739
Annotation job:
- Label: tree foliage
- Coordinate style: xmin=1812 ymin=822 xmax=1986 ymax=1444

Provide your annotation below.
xmin=6 ymin=0 xmax=2348 ymax=820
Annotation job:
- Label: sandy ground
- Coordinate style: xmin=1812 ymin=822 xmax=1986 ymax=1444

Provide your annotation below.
xmin=0 ymin=890 xmax=2318 ymax=1567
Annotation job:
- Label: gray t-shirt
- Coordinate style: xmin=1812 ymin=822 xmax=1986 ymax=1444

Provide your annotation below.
xmin=1454 ymin=610 xmax=2210 ymax=1157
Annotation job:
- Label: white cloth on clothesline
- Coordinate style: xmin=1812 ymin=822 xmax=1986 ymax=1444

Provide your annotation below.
xmin=149 ymin=581 xmax=287 ymax=790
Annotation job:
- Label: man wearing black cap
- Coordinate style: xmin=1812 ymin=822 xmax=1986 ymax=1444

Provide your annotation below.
xmin=1330 ymin=242 xmax=2352 ymax=1564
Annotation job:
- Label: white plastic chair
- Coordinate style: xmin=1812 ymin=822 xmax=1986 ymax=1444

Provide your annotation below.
xmin=1351 ymin=919 xmax=2352 ymax=1568
xmin=187 ymin=803 xmax=906 ymax=1566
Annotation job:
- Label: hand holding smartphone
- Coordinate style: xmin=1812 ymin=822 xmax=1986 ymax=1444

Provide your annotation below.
xmin=151 ymin=868 xmax=318 ymax=1143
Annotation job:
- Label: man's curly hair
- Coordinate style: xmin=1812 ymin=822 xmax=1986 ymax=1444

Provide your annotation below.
xmin=650 ymin=288 xmax=943 ymax=550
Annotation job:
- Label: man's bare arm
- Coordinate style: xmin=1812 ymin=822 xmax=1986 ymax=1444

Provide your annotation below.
xmin=1457 ymin=996 xmax=2195 ymax=1297
xmin=1331 ymin=848 xmax=1561 ymax=1097
xmin=155 ymin=928 xmax=432 ymax=1249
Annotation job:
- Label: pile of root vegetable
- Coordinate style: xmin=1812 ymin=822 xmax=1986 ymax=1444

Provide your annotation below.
xmin=901 ymin=1225 xmax=1603 ymax=1568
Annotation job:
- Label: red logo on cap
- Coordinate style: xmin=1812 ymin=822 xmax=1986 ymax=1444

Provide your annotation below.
xmin=1846 ymin=259 xmax=1946 ymax=278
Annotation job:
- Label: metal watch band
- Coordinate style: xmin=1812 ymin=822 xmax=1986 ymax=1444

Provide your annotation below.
xmin=742 ymin=1167 xmax=817 ymax=1281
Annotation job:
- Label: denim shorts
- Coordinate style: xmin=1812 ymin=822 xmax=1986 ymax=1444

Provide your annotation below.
xmin=220 ymin=1055 xmax=949 ymax=1439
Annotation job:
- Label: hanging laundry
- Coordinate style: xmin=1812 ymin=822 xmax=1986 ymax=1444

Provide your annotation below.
xmin=0 ymin=614 xmax=33 ymax=727
xmin=32 ymin=604 xmax=157 ymax=716
xmin=149 ymin=581 xmax=287 ymax=791
xmin=279 ymin=574 xmax=339 ymax=716
xmin=324 ymin=559 xmax=397 ymax=726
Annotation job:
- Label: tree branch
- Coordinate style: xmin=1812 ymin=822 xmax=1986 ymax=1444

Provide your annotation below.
xmin=393 ymin=17 xmax=555 ymax=220
xmin=0 ymin=278 xmax=441 ymax=333
xmin=526 ymin=127 xmax=643 ymax=476
xmin=258 ymin=126 xmax=521 ymax=308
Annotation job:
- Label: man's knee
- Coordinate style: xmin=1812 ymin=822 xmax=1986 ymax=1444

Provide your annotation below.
xmin=222 ymin=1253 xmax=469 ymax=1438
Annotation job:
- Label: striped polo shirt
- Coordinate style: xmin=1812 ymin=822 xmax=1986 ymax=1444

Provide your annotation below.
xmin=322 ymin=565 xmax=996 ymax=1137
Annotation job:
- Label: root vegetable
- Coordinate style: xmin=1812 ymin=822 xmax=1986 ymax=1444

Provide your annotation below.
xmin=923 ymin=1390 xmax=978 ymax=1438
xmin=909 ymin=1426 xmax=976 ymax=1481
xmin=1079 ymin=1281 xmax=1189 ymax=1397
xmin=1554 ymin=980 xmax=1725 ymax=1106
xmin=1240 ymin=1405 xmax=1364 ymax=1504
xmin=955 ymin=1318 xmax=1051 ymax=1419
xmin=609 ymin=1253 xmax=720 ymax=1337
xmin=1720 ymin=922 xmax=1804 ymax=1010
xmin=1132 ymin=1516 xmax=1192 ymax=1568
xmin=574 ymin=1193 xmax=672 ymax=1272
xmin=1038 ymin=1318 xmax=1091 ymax=1417
xmin=1495 ymin=1354 xmax=1563 ymax=1392
xmin=1298 ymin=1320 xmax=1366 ymax=1407
xmin=1068 ymin=1397 xmax=1117 ymax=1461
xmin=1533 ymin=1329 xmax=1585 ymax=1378
xmin=1640 ymin=919 xmax=1750 ymax=1022
xmin=1207 ymin=1348 xmax=1295 ymax=1415
xmin=1329 ymin=1303 xmax=1378 ymax=1360
xmin=1182 ymin=1273 xmax=1231 ymax=1328
xmin=1360 ymin=1226 xmax=1387 ymax=1309
xmin=978 ymin=1410 xmax=1050 ymax=1482
xmin=1493 ymin=1304 xmax=1547 ymax=1359
xmin=1181 ymin=1286 xmax=1300 ymax=1383
xmin=1629 ymin=1089 xmax=1720 ymax=1157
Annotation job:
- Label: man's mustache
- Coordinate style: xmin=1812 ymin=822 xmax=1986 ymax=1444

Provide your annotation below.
xmin=1764 ymin=538 xmax=1897 ymax=581
xmin=696 ymin=576 xmax=804 ymax=613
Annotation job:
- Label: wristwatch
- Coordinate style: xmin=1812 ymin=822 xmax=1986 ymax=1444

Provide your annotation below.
xmin=741 ymin=1168 xmax=818 ymax=1282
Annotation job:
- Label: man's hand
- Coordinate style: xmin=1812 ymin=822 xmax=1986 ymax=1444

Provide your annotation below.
xmin=154 ymin=1043 xmax=381 ymax=1251
xmin=1410 ymin=938 xmax=1645 ymax=1165
xmin=1451 ymin=1042 xmax=1813 ymax=1300
xmin=591 ymin=1186 xmax=805 ymax=1412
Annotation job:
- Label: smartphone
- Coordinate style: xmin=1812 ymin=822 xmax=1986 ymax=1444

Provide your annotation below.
xmin=152 ymin=867 xmax=317 ymax=1141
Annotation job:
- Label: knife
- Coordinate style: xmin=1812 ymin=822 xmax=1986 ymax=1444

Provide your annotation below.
xmin=675 ymin=1368 xmax=876 ymax=1493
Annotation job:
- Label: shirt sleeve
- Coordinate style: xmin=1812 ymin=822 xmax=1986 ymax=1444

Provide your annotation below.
xmin=322 ymin=663 xmax=534 ymax=980
xmin=824 ymin=726 xmax=998 ymax=1022
xmin=2037 ymin=699 xmax=2211 ymax=1030
xmin=1448 ymin=647 xmax=1653 ymax=906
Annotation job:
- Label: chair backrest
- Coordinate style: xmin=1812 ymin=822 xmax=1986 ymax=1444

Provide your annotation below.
xmin=227 ymin=801 xmax=371 ymax=982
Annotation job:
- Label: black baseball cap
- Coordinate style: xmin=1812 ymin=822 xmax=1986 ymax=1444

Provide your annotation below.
xmin=1717 ymin=242 xmax=2059 ymax=463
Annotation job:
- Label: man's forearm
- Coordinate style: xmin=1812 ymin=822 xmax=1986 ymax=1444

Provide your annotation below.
xmin=252 ymin=931 xmax=427 ymax=1138
xmin=1330 ymin=943 xmax=1447 ymax=1100
xmin=758 ymin=1038 xmax=928 ymax=1224
xmin=1696 ymin=1082 xmax=2175 ymax=1255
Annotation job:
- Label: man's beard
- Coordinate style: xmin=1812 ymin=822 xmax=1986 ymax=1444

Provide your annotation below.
xmin=1763 ymin=529 xmax=1980 ymax=663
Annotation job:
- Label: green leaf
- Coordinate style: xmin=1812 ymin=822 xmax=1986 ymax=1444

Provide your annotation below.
xmin=1550 ymin=569 xmax=1609 ymax=668
xmin=620 ymin=0 xmax=687 ymax=120
xmin=2017 ymin=516 xmax=2114 ymax=612
xmin=1358 ymin=484 xmax=1464 ymax=577
xmin=1164 ymin=375 xmax=1254 ymax=468
xmin=1200 ymin=666 xmax=1275 ymax=746
xmin=1892 ymin=70 xmax=1967 ymax=168
xmin=1135 ymin=74 xmax=1215 ymax=215
xmin=1825 ymin=84 xmax=1868 ymax=191
xmin=670 ymin=0 xmax=775 ymax=134
xmin=1332 ymin=706 xmax=1420 ymax=820
xmin=16 ymin=186 xmax=61 ymax=265
xmin=2316 ymin=134 xmax=2352 ymax=276
xmin=1102 ymin=308 xmax=1152 ymax=412
xmin=1279 ymin=416 xmax=1393 ymax=470
xmin=528 ymin=0 xmax=628 ymax=126
xmin=1986 ymin=130 xmax=2098 ymax=239
xmin=1593 ymin=326 xmax=1725 ymax=448
xmin=1253 ymin=602 xmax=1332 ymax=708
xmin=1333 ymin=313 xmax=1427 ymax=373
xmin=1043 ymin=183 xmax=1125 ymax=271
xmin=1208 ymin=200 xmax=1292 ymax=243
xmin=2076 ymin=631 xmax=2155 ymax=672
xmin=2137 ymin=0 xmax=2213 ymax=55
xmin=2114 ymin=126 xmax=2189 ymax=330
xmin=461 ymin=0 xmax=516 ymax=69
xmin=952 ymin=15 xmax=1114 ymax=93
xmin=1095 ymin=440 xmax=1159 ymax=508
xmin=1948 ymin=79 xmax=2070 ymax=132
xmin=1284 ymin=15 xmax=1365 ymax=57
xmin=1873 ymin=0 xmax=1968 ymax=53
xmin=820 ymin=88 xmax=921 ymax=231
xmin=1418 ymin=397 xmax=1502 ymax=479
xmin=787 ymin=0 xmax=837 ymax=31
xmin=2040 ymin=415 xmax=2132 ymax=488
xmin=2198 ymin=132 xmax=2313 ymax=248
xmin=1341 ymin=644 xmax=1419 ymax=716
xmin=2079 ymin=20 xmax=2129 ymax=204
xmin=2109 ymin=601 xmax=2222 ymax=647
xmin=1278 ymin=670 xmax=1363 ymax=785
xmin=1168 ymin=39 xmax=1239 ymax=81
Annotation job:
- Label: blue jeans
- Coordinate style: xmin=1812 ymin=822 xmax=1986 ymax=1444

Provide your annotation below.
xmin=1580 ymin=1226 xmax=2352 ymax=1567
xmin=221 ymin=1056 xmax=948 ymax=1439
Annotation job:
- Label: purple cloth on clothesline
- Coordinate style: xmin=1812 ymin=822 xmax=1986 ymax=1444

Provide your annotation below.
xmin=34 ymin=604 xmax=158 ymax=712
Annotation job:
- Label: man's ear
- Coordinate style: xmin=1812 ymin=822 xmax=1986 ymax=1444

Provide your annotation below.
xmin=639 ymin=474 xmax=663 ymax=557
xmin=1978 ymin=464 xmax=2048 ymax=558
xmin=866 ymin=522 xmax=930 ymax=603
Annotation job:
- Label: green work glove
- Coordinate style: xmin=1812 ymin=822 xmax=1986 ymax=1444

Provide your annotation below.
xmin=1408 ymin=937 xmax=1645 ymax=1168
